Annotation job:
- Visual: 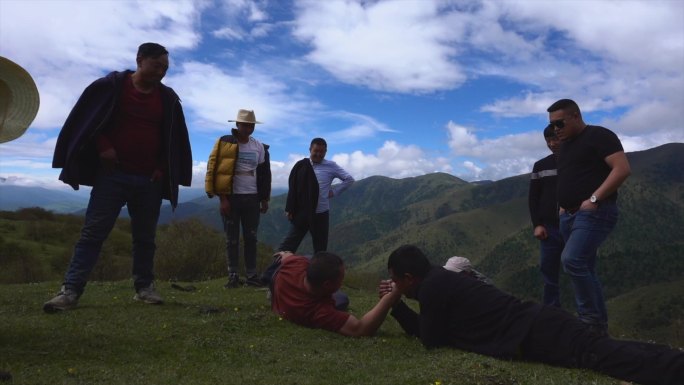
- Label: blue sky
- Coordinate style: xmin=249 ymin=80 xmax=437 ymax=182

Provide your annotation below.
xmin=1 ymin=0 xmax=683 ymax=195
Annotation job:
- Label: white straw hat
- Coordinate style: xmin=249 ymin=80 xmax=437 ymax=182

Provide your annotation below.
xmin=0 ymin=56 xmax=40 ymax=143
xmin=228 ymin=109 xmax=261 ymax=124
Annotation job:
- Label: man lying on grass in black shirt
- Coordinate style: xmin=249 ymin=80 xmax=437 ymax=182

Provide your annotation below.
xmin=379 ymin=245 xmax=683 ymax=385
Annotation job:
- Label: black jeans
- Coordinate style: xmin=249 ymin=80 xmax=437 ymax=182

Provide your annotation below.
xmin=278 ymin=211 xmax=329 ymax=254
xmin=520 ymin=306 xmax=684 ymax=385
xmin=223 ymin=194 xmax=260 ymax=277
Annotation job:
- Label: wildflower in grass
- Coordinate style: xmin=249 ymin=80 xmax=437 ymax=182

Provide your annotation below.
xmin=67 ymin=368 xmax=76 ymax=375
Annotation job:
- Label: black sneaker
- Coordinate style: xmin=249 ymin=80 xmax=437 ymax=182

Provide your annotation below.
xmin=224 ymin=274 xmax=240 ymax=288
xmin=245 ymin=275 xmax=264 ymax=287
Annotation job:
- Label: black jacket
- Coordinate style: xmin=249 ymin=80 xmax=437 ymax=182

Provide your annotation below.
xmin=528 ymin=154 xmax=559 ymax=227
xmin=52 ymin=70 xmax=192 ymax=208
xmin=390 ymin=267 xmax=541 ymax=358
xmin=284 ymin=158 xmax=319 ymax=224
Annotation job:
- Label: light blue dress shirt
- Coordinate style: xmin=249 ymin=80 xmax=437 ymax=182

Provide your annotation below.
xmin=311 ymin=159 xmax=354 ymax=213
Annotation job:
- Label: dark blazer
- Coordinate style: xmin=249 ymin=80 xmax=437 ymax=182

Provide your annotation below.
xmin=285 ymin=158 xmax=319 ymax=224
xmin=52 ymin=70 xmax=193 ymax=208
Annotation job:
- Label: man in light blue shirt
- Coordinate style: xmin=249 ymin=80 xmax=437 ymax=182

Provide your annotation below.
xmin=279 ymin=138 xmax=354 ymax=253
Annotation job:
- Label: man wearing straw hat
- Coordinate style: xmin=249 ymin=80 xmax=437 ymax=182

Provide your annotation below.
xmin=205 ymin=109 xmax=271 ymax=288
xmin=44 ymin=43 xmax=192 ymax=312
xmin=0 ymin=56 xmax=40 ymax=144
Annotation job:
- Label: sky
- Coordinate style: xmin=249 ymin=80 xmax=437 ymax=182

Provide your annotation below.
xmin=1 ymin=0 xmax=683 ymax=196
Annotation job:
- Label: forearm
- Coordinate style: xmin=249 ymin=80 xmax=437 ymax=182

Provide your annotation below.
xmin=594 ymin=151 xmax=631 ymax=200
xmin=390 ymin=300 xmax=420 ymax=337
xmin=594 ymin=166 xmax=630 ymax=200
xmin=338 ymin=291 xmax=399 ymax=337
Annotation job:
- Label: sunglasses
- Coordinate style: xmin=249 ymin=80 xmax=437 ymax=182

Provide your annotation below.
xmin=549 ymin=119 xmax=565 ymax=129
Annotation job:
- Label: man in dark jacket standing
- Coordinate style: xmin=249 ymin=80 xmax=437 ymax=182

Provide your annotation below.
xmin=528 ymin=124 xmax=563 ymax=307
xmin=44 ymin=42 xmax=193 ymax=312
xmin=278 ymin=137 xmax=354 ymax=254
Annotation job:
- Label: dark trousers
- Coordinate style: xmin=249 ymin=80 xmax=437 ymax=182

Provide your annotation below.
xmin=520 ymin=306 xmax=684 ymax=385
xmin=223 ymin=194 xmax=261 ymax=277
xmin=278 ymin=211 xmax=329 ymax=254
xmin=539 ymin=225 xmax=564 ymax=307
xmin=64 ymin=171 xmax=162 ymax=294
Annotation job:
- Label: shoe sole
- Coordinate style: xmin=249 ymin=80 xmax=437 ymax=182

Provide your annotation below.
xmin=133 ymin=295 xmax=163 ymax=305
xmin=43 ymin=303 xmax=76 ymax=313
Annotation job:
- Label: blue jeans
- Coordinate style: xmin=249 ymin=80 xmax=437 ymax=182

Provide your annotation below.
xmin=539 ymin=225 xmax=564 ymax=307
xmin=559 ymin=201 xmax=618 ymax=328
xmin=223 ymin=194 xmax=261 ymax=277
xmin=64 ymin=171 xmax=162 ymax=294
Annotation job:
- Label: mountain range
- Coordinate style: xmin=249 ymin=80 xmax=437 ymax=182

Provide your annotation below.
xmin=3 ymin=143 xmax=681 ymax=276
xmin=1 ymin=142 xmax=682 ymax=342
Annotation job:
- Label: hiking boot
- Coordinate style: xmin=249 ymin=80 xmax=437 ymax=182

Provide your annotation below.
xmin=133 ymin=283 xmax=164 ymax=304
xmin=224 ymin=273 xmax=240 ymax=288
xmin=43 ymin=286 xmax=80 ymax=313
xmin=245 ymin=275 xmax=264 ymax=287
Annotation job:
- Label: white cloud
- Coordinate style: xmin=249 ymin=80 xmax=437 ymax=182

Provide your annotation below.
xmin=1 ymin=0 xmax=681 ymax=193
xmin=0 ymin=0 xmax=202 ymax=130
xmin=334 ymin=141 xmax=452 ymax=181
xmin=166 ymin=61 xmax=320 ymax=136
xmin=446 ymin=121 xmax=549 ymax=180
xmin=292 ymin=0 xmax=467 ymax=93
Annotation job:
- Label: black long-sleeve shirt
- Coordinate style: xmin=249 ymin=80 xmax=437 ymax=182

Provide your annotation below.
xmin=390 ymin=267 xmax=541 ymax=358
xmin=528 ymin=154 xmax=559 ymax=227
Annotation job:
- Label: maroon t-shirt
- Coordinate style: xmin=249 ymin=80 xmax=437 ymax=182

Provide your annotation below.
xmin=272 ymin=256 xmax=350 ymax=332
xmin=97 ymin=74 xmax=163 ymax=176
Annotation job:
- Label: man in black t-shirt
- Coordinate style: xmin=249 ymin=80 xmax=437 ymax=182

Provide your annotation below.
xmin=528 ymin=124 xmax=564 ymax=307
xmin=547 ymin=99 xmax=631 ymax=336
xmin=382 ymin=245 xmax=683 ymax=385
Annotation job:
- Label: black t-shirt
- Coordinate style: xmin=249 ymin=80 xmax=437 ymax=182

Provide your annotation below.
xmin=390 ymin=267 xmax=541 ymax=358
xmin=556 ymin=125 xmax=623 ymax=209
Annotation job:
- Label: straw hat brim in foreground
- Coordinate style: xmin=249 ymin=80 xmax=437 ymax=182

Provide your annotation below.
xmin=0 ymin=56 xmax=40 ymax=143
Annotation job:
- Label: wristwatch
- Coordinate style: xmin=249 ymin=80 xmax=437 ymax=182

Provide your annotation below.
xmin=590 ymin=195 xmax=598 ymax=204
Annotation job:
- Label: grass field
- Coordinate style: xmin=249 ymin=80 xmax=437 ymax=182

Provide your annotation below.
xmin=0 ymin=279 xmax=633 ymax=385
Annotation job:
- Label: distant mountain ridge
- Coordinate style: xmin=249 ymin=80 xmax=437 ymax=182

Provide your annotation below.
xmin=0 ymin=185 xmax=88 ymax=213
xmin=1 ymin=143 xmax=682 ymax=343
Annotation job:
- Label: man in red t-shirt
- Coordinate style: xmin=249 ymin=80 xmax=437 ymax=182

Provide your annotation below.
xmin=271 ymin=251 xmax=401 ymax=336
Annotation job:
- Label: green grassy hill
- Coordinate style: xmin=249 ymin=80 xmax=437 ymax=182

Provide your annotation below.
xmin=0 ymin=280 xmax=645 ymax=385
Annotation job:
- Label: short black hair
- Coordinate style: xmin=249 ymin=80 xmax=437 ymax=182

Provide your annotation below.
xmin=137 ymin=42 xmax=168 ymax=59
xmin=543 ymin=124 xmax=556 ymax=138
xmin=387 ymin=245 xmax=432 ymax=278
xmin=547 ymin=99 xmax=581 ymax=115
xmin=310 ymin=137 xmax=327 ymax=149
xmin=307 ymin=251 xmax=343 ymax=287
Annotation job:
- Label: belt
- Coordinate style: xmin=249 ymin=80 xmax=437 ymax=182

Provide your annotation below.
xmin=562 ymin=205 xmax=580 ymax=214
